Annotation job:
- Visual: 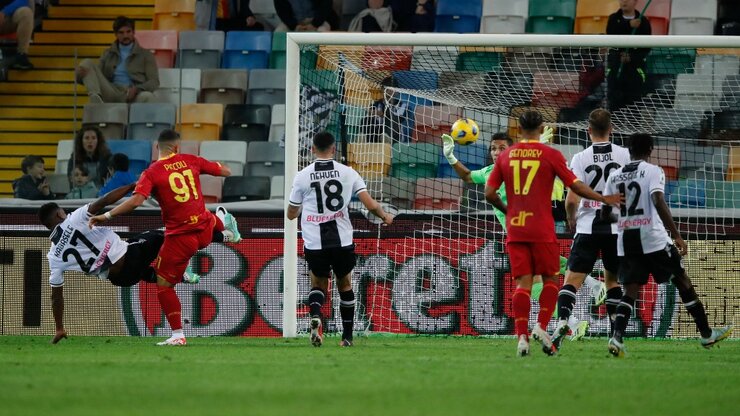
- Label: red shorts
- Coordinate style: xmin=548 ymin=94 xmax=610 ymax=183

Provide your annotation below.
xmin=155 ymin=213 xmax=217 ymax=284
xmin=507 ymin=241 xmax=560 ymax=278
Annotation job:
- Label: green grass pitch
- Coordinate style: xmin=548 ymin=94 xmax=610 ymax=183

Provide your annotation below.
xmin=1 ymin=335 xmax=738 ymax=415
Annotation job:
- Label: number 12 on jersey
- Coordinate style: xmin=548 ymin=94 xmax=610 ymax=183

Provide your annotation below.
xmin=509 ymin=160 xmax=540 ymax=195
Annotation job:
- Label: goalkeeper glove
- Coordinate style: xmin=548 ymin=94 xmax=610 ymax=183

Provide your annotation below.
xmin=441 ymin=134 xmax=458 ymax=165
xmin=539 ymin=125 xmax=554 ymax=144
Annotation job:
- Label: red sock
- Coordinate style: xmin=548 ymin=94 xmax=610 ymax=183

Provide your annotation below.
xmin=537 ymin=281 xmax=559 ymax=330
xmin=157 ymin=286 xmax=182 ymax=331
xmin=512 ymin=288 xmax=531 ymax=339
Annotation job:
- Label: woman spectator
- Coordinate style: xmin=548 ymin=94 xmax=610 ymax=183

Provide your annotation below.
xmin=68 ymin=127 xmax=111 ymax=188
xmin=349 ymin=0 xmax=394 ymax=33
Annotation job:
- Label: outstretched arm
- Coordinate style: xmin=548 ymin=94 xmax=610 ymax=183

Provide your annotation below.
xmin=88 ymin=183 xmax=136 ymax=215
xmin=442 ymin=134 xmax=475 ymax=183
xmin=51 ymin=287 xmax=67 ymax=344
xmin=88 ymin=193 xmax=146 ymax=227
xmin=569 ymin=181 xmax=622 ymax=207
xmin=357 ymin=191 xmax=393 ymax=225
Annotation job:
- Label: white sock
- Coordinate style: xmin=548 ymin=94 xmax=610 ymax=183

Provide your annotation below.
xmin=584 ymin=275 xmax=600 ymax=291
xmin=567 ymin=315 xmax=580 ymax=329
xmin=222 ymin=230 xmax=235 ymax=242
xmin=172 ymin=329 xmax=184 ymax=339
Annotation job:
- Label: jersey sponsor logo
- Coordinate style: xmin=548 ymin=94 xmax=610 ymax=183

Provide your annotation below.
xmin=309 ymin=170 xmax=340 ymax=181
xmin=163 ymin=160 xmax=188 ymax=171
xmin=305 ymin=211 xmax=345 ymax=223
xmin=582 ymin=199 xmax=603 ymax=209
xmin=92 ymin=240 xmax=112 ymax=270
xmin=618 ymin=217 xmax=652 ymax=229
xmin=510 ymin=211 xmax=533 ymax=227
xmin=509 ymin=148 xmax=543 ymax=159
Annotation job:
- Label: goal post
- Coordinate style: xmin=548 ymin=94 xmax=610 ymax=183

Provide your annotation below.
xmin=282 ymin=33 xmax=740 ymax=338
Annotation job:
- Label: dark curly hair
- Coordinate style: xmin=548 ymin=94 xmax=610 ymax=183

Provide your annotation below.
xmin=74 ymin=126 xmax=111 ymax=164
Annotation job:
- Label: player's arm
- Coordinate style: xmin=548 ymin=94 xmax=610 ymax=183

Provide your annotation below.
xmin=485 ymin=188 xmax=507 ymax=214
xmin=484 ymin=159 xmax=506 ymax=213
xmin=357 ymin=190 xmax=393 ymax=225
xmin=569 ymin=181 xmax=621 ymax=206
xmin=88 ymin=183 xmax=137 ymax=215
xmin=565 ymin=188 xmax=580 ymax=230
xmin=652 ymin=191 xmax=687 ymax=256
xmin=441 ymin=134 xmax=475 ymax=183
xmin=88 ymin=193 xmax=146 ymax=227
xmin=286 ymin=204 xmax=301 ymax=220
xmin=50 ymin=286 xmax=67 ymax=344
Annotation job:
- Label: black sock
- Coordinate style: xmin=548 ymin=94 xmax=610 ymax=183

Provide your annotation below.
xmin=605 ymin=287 xmax=623 ymax=336
xmin=557 ymin=284 xmax=577 ymax=321
xmin=678 ymin=286 xmax=712 ymax=338
xmin=613 ymin=296 xmax=635 ymax=341
xmin=308 ymin=287 xmax=325 ymax=319
xmin=143 ymin=266 xmax=157 ymax=283
xmin=211 ymin=229 xmax=224 ymax=242
xmin=339 ymin=290 xmax=356 ymax=341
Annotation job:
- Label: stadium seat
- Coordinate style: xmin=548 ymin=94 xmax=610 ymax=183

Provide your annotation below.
xmin=245 ymin=142 xmax=284 ymax=177
xmin=222 ymin=104 xmax=272 ymax=142
xmin=340 ymin=0 xmax=366 ymax=30
xmin=362 ymin=46 xmax=413 ymax=71
xmin=222 ymin=31 xmax=272 ymax=70
xmin=413 ymin=178 xmax=464 ymax=210
xmin=670 ymin=0 xmax=717 ymax=35
xmin=532 ymin=71 xmax=583 ymax=109
xmin=199 ymin=140 xmax=248 ymax=173
xmin=727 ymin=147 xmax=740 ymax=182
xmin=391 ymin=143 xmax=440 ymax=179
xmin=128 ymin=103 xmax=176 ymax=141
xmin=481 ymin=0 xmax=528 ymax=34
xmin=347 ymin=143 xmax=392 ymax=180
xmin=153 ymin=0 xmax=196 ymax=31
xmin=222 ymin=175 xmax=271 ymax=201
xmin=649 ymin=145 xmax=681 ymax=180
xmin=55 ymin=140 xmax=74 ymax=174
xmin=301 ymin=69 xmax=339 ymax=94
xmin=199 ymin=174 xmax=224 ymax=203
xmin=316 ymin=45 xmax=364 ymax=71
xmin=270 ymin=175 xmax=284 ymax=199
xmin=154 ymin=68 xmax=201 ymax=105
xmin=178 ymin=103 xmax=224 ymax=141
xmin=411 ymin=46 xmax=459 ymax=72
xmin=636 ymin=0 xmax=671 ymax=35
xmin=527 ymin=0 xmax=577 ymax=34
xmin=106 ymin=139 xmax=152 ymax=176
xmin=200 ymin=69 xmax=249 ymax=105
xmin=505 ymin=48 xmax=554 ymax=73
xmin=269 ymin=104 xmax=285 ymax=142
xmin=381 ymin=177 xmax=416 ymax=209
xmin=575 ymin=0 xmax=618 ymax=34
xmin=178 ymin=30 xmax=224 ymax=69
xmin=270 ymin=32 xmax=286 ymax=69
xmin=393 ymin=70 xmax=438 ymax=90
xmin=486 ymin=72 xmax=534 ymax=108
xmin=343 ymin=70 xmax=385 ymax=107
xmin=708 ymin=180 xmax=740 ymax=208
xmin=247 ymin=69 xmax=286 ymax=106
xmin=82 ymin=103 xmax=128 ymax=140
xmin=667 ymin=179 xmax=707 ymax=208
xmin=48 ymin=173 xmax=70 ymax=197
xmin=437 ymin=142 xmax=487 ymax=178
xmin=135 ymin=30 xmax=178 ymax=68
xmin=455 ymin=47 xmax=503 ymax=72
xmin=435 ymin=0 xmax=483 ymax=33
xmin=680 ymin=144 xmax=715 ymax=171
xmin=674 ymin=74 xmax=718 ymax=112
xmin=413 ymin=105 xmax=461 ymax=143
xmin=646 ymin=48 xmax=696 ymax=75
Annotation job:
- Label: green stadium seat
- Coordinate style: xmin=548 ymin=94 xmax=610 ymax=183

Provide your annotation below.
xmin=301 ymin=70 xmax=339 ymax=93
xmin=456 ymin=48 xmax=503 ymax=72
xmin=270 ymin=32 xmax=286 ymax=69
xmin=647 ymin=49 xmax=697 ymax=76
xmin=527 ymin=0 xmax=576 ymax=34
xmin=707 ymin=181 xmax=740 ymax=209
xmin=391 ymin=143 xmax=440 ymax=179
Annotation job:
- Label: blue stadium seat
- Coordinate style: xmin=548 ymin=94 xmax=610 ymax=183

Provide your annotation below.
xmin=437 ymin=142 xmax=488 ymax=178
xmin=222 ymin=31 xmax=272 ymax=70
xmin=667 ymin=180 xmax=707 ymax=208
xmin=393 ymin=70 xmax=439 ymax=90
xmin=106 ymin=140 xmax=153 ymax=176
xmin=435 ymin=0 xmax=483 ymax=33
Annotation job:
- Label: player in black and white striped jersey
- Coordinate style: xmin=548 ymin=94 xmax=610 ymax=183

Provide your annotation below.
xmin=602 ymin=133 xmax=732 ymax=357
xmin=287 ymin=132 xmax=394 ymax=347
xmin=553 ymin=109 xmax=632 ymax=349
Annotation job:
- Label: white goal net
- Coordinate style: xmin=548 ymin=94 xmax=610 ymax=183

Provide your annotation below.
xmin=284 ymin=34 xmax=739 ymax=339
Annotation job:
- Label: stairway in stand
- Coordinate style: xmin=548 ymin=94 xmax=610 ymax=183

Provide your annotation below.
xmin=0 ymin=0 xmax=154 ymax=198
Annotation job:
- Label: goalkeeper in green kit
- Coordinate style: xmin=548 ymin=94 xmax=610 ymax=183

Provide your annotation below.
xmin=441 ymin=127 xmax=605 ymax=340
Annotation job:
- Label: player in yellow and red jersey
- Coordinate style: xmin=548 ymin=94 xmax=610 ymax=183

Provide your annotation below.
xmin=485 ymin=110 xmax=621 ymax=357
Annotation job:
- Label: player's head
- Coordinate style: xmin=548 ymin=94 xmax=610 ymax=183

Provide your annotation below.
xmin=38 ymin=202 xmax=66 ymax=230
xmin=627 ymin=133 xmax=654 ymax=160
xmin=588 ymin=109 xmax=612 ymax=141
xmin=157 ymin=129 xmax=181 ymax=154
xmin=312 ymin=132 xmax=336 ymax=156
xmin=489 ymin=132 xmax=513 ymax=163
xmin=518 ymin=110 xmax=544 ymax=139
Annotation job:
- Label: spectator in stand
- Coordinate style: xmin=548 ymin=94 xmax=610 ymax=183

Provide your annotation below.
xmin=274 ymin=0 xmax=338 ymax=32
xmin=606 ymin=0 xmax=651 ymax=112
xmin=216 ymin=0 xmax=267 ymax=31
xmin=0 ymin=0 xmax=34 ymax=69
xmin=13 ymin=155 xmax=55 ymax=200
xmin=75 ymin=16 xmax=159 ymax=103
xmin=348 ymin=0 xmax=394 ymax=33
xmin=65 ymin=165 xmax=99 ymax=199
xmin=68 ymin=127 xmax=112 ymax=188
xmin=98 ymin=153 xmax=137 ymax=197
xmin=361 ymin=100 xmax=387 ymax=142
xmin=390 ymin=0 xmax=434 ymax=33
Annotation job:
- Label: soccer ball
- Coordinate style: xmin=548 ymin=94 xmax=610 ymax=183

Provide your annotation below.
xmin=450 ymin=118 xmax=480 ymax=146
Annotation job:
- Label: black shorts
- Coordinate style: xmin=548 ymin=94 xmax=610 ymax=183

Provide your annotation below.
xmin=619 ymin=244 xmax=685 ymax=286
xmin=109 ymin=230 xmax=164 ymax=287
xmin=304 ymin=245 xmax=357 ymax=279
xmin=567 ymin=233 xmax=620 ymax=274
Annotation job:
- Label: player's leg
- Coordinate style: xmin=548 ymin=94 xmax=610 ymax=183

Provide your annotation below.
xmin=530 ymin=242 xmax=560 ymax=355
xmin=608 ymin=256 xmax=645 ymax=357
xmin=508 ymin=242 xmax=534 ymax=357
xmin=214 ymin=206 xmax=241 ymax=243
xmin=154 ymin=233 xmax=198 ymax=346
xmin=333 ymin=246 xmax=357 ymax=347
xmin=601 ymin=235 xmax=623 ymax=337
xmin=305 ymin=249 xmax=331 ymax=347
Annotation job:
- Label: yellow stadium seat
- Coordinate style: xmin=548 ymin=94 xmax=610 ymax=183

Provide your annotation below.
xmin=153 ymin=0 xmax=196 ymax=31
xmin=575 ymin=0 xmax=619 ymax=34
xmin=178 ymin=103 xmax=224 ymax=141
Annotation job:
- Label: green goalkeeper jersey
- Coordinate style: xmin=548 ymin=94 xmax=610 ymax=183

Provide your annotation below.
xmin=469 ymin=164 xmax=565 ymax=232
